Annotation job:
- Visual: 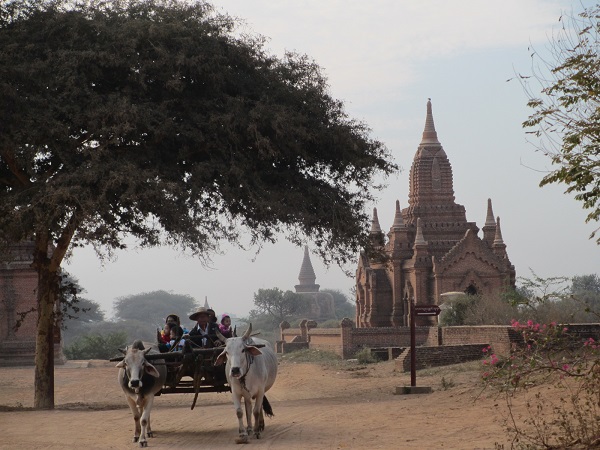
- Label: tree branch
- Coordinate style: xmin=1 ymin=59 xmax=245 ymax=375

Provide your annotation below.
xmin=49 ymin=208 xmax=81 ymax=272
xmin=1 ymin=149 xmax=30 ymax=187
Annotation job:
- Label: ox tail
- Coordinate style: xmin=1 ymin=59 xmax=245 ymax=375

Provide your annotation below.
xmin=262 ymin=395 xmax=274 ymax=418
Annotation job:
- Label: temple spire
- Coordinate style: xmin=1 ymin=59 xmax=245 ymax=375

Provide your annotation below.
xmin=414 ymin=218 xmax=427 ymax=246
xmin=420 ymin=98 xmax=440 ymax=145
xmin=493 ymin=217 xmax=504 ymax=245
xmin=485 ymin=198 xmax=496 ymax=227
xmin=392 ymin=200 xmax=404 ymax=228
xmin=295 ymin=246 xmax=320 ymax=293
xmin=370 ymin=207 xmax=382 ymax=233
xmin=298 ymin=246 xmax=316 ymax=284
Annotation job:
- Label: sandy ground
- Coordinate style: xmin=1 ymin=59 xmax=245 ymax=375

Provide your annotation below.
xmin=0 ymin=356 xmax=515 ymax=450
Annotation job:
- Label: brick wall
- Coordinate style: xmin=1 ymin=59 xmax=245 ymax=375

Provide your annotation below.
xmin=280 ymin=327 xmax=302 ymax=342
xmin=342 ymin=326 xmax=435 ymax=359
xmin=277 ymin=320 xmax=600 ymax=367
xmin=440 ymin=326 xmax=522 ymax=355
xmin=306 ymin=329 xmax=344 ymax=355
xmin=394 ymin=344 xmax=489 ymax=372
xmin=0 ymin=264 xmax=65 ymax=366
xmin=0 ymin=267 xmax=38 ymax=365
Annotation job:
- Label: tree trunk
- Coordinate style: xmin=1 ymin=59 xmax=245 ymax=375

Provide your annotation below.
xmin=32 ymin=211 xmax=80 ymax=409
xmin=34 ymin=262 xmax=58 ymax=409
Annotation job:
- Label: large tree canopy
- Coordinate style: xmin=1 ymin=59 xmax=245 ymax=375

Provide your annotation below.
xmin=0 ymin=0 xmax=394 ymax=408
xmin=113 ymin=290 xmax=198 ymax=326
xmin=522 ymin=4 xmax=600 ymax=242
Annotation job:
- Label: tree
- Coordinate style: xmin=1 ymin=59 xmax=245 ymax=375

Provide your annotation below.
xmin=0 ymin=1 xmax=395 ymax=408
xmin=570 ymin=274 xmax=600 ymax=318
xmin=250 ymin=288 xmax=308 ymax=326
xmin=571 ymin=274 xmax=600 ymax=297
xmin=320 ymin=288 xmax=355 ymax=319
xmin=521 ymin=4 xmax=600 ymax=242
xmin=61 ymin=298 xmax=106 ymax=345
xmin=113 ymin=290 xmax=198 ymax=326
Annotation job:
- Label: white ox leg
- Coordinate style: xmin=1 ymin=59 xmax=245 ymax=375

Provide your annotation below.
xmin=232 ymin=392 xmax=249 ymax=444
xmin=125 ymin=396 xmax=141 ymax=443
xmin=253 ymin=391 xmax=265 ymax=438
xmin=244 ymin=395 xmax=254 ymax=437
xmin=138 ymin=396 xmax=155 ymax=448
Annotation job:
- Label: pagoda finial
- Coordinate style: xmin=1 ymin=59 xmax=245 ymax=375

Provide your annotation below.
xmin=297 ymin=245 xmax=317 ymax=285
xmin=204 ymin=296 xmax=209 ymax=308
xmin=485 ymin=198 xmax=496 ymax=227
xmin=370 ymin=207 xmax=382 ymax=233
xmin=421 ymin=98 xmax=440 ymax=145
xmin=414 ymin=217 xmax=427 ymax=245
xmin=296 ymin=246 xmax=319 ymax=293
xmin=392 ymin=200 xmax=404 ymax=228
xmin=493 ymin=217 xmax=504 ymax=245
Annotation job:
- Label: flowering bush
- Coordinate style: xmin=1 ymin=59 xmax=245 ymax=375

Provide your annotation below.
xmin=482 ymin=319 xmax=600 ymax=448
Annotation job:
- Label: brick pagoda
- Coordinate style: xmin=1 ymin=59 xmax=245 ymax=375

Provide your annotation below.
xmin=356 ymin=100 xmax=516 ymax=327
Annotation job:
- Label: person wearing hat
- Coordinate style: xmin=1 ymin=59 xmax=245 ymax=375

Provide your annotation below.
xmin=187 ymin=306 xmax=221 ymax=347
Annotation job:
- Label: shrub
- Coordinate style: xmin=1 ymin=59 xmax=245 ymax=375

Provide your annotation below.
xmin=482 ymin=319 xmax=600 ymax=448
xmin=354 ymin=347 xmax=378 ymax=364
xmin=64 ymin=331 xmax=127 ymax=360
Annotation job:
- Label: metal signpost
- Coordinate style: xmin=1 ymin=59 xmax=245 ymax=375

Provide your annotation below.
xmin=410 ymin=303 xmax=441 ymax=387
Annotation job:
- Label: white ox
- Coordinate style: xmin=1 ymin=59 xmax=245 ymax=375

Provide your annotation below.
xmin=216 ymin=324 xmax=278 ymax=443
xmin=116 ymin=340 xmax=167 ymax=447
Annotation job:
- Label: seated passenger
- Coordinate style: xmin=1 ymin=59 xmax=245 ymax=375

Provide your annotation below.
xmin=164 ymin=314 xmax=189 ymax=334
xmin=187 ymin=307 xmax=221 ymax=347
xmin=207 ymin=308 xmax=218 ymax=324
xmin=218 ymin=313 xmax=233 ymax=339
xmin=167 ymin=325 xmax=186 ymax=351
xmin=158 ymin=321 xmax=174 ymax=345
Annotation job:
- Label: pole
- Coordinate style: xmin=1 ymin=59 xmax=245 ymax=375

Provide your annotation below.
xmin=410 ymin=297 xmax=416 ymax=387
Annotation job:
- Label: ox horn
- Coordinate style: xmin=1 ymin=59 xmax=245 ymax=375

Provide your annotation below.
xmin=118 ymin=347 xmax=127 ymax=355
xmin=233 ymin=325 xmax=237 ymax=337
xmin=242 ymin=323 xmax=252 ymax=341
xmin=215 ymin=328 xmax=227 ymax=344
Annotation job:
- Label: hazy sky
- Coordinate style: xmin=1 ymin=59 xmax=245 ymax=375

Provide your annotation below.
xmin=67 ymin=0 xmax=598 ymax=320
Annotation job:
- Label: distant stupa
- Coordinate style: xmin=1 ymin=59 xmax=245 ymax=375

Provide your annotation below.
xmin=293 ymin=246 xmax=335 ymax=320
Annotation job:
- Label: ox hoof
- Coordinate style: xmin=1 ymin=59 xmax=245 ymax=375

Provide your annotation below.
xmin=147 ymin=432 xmax=154 ymax=438
xmin=235 ymin=435 xmax=249 ymax=444
xmin=132 ymin=437 xmax=139 ymax=443
xmin=139 ymin=441 xmax=148 ymax=448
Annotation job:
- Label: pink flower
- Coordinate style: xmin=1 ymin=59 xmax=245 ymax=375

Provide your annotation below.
xmin=527 ymin=320 xmax=534 ymax=327
xmin=562 ymin=364 xmax=569 ymax=370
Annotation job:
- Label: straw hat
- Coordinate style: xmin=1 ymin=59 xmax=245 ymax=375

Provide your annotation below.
xmin=189 ymin=307 xmax=210 ymax=321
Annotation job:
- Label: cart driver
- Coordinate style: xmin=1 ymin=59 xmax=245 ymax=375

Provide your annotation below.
xmin=185 ymin=307 xmax=222 ymax=348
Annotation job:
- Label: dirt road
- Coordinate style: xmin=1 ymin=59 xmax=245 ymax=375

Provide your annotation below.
xmin=0 ymin=356 xmax=510 ymax=449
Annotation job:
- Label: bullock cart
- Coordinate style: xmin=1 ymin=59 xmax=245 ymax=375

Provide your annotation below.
xmin=110 ymin=343 xmax=265 ymax=410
